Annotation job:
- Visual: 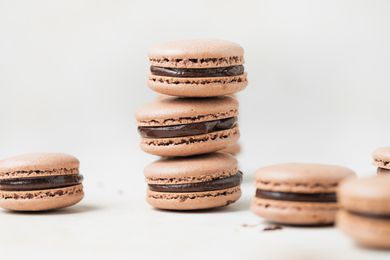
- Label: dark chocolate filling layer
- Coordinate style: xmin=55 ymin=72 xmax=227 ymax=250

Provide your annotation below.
xmin=148 ymin=171 xmax=243 ymax=193
xmin=138 ymin=117 xmax=237 ymax=139
xmin=0 ymin=175 xmax=83 ymax=191
xmin=256 ymin=189 xmax=337 ymax=203
xmin=348 ymin=210 xmax=390 ymax=220
xmin=150 ymin=65 xmax=244 ymax=78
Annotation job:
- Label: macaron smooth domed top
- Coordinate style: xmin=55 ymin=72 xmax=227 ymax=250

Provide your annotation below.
xmin=338 ymin=175 xmax=390 ymax=214
xmin=135 ymin=96 xmax=238 ymax=127
xmin=372 ymin=147 xmax=390 ymax=169
xmin=148 ymin=39 xmax=244 ymax=68
xmin=0 ymin=153 xmax=80 ymax=176
xmin=144 ymin=153 xmax=238 ymax=181
xmin=255 ymin=163 xmax=356 ymax=193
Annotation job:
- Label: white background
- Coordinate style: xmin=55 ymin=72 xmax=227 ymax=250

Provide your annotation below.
xmin=0 ymin=0 xmax=389 ymax=259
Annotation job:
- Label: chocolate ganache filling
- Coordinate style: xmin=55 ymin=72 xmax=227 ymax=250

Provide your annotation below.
xmin=150 ymin=65 xmax=244 ymax=78
xmin=0 ymin=175 xmax=83 ymax=191
xmin=138 ymin=117 xmax=237 ymax=139
xmin=256 ymin=190 xmax=336 ymax=203
xmin=149 ymin=171 xmax=243 ymax=193
xmin=347 ymin=210 xmax=390 ymax=220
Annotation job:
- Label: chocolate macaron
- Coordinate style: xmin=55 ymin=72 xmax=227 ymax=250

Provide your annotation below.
xmin=136 ymin=96 xmax=239 ymax=157
xmin=372 ymin=147 xmax=390 ymax=174
xmin=144 ymin=152 xmax=242 ymax=210
xmin=338 ymin=176 xmax=390 ymax=248
xmin=148 ymin=39 xmax=247 ymax=97
xmin=252 ymin=163 xmax=356 ymax=225
xmin=0 ymin=153 xmax=84 ymax=211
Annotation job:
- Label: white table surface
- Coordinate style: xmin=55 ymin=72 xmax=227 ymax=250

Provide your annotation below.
xmin=1 ymin=147 xmax=389 ymax=260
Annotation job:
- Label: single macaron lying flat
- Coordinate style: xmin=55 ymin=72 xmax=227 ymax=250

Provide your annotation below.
xmin=252 ymin=163 xmax=356 ymax=225
xmin=372 ymin=147 xmax=390 ymax=174
xmin=136 ymin=96 xmax=240 ymax=157
xmin=0 ymin=153 xmax=84 ymax=211
xmin=144 ymin=152 xmax=243 ymax=210
xmin=148 ymin=39 xmax=247 ymax=97
xmin=337 ymin=176 xmax=390 ymax=248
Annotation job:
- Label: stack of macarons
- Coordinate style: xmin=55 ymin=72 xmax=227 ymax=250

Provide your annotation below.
xmin=136 ymin=39 xmax=247 ymax=210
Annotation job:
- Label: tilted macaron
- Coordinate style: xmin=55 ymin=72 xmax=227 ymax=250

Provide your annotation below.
xmin=144 ymin=152 xmax=243 ymax=210
xmin=148 ymin=39 xmax=247 ymax=97
xmin=0 ymin=153 xmax=84 ymax=211
xmin=136 ymin=96 xmax=240 ymax=157
xmin=251 ymin=163 xmax=356 ymax=225
xmin=337 ymin=176 xmax=390 ymax=248
xmin=372 ymin=147 xmax=390 ymax=174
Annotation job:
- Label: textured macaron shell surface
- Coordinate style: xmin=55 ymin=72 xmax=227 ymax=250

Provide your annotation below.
xmin=136 ymin=96 xmax=238 ymax=127
xmin=338 ymin=175 xmax=390 ymax=214
xmin=0 ymin=153 xmax=80 ymax=178
xmin=148 ymin=39 xmax=244 ymax=68
xmin=144 ymin=153 xmax=238 ymax=184
xmin=255 ymin=163 xmax=356 ymax=193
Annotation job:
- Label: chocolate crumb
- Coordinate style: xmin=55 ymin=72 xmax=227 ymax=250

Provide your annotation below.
xmin=241 ymin=223 xmax=258 ymax=228
xmin=263 ymin=225 xmax=283 ymax=231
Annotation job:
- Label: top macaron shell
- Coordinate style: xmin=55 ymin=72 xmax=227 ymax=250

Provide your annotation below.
xmin=144 ymin=152 xmax=238 ymax=184
xmin=255 ymin=163 xmax=356 ymax=193
xmin=0 ymin=153 xmax=80 ymax=178
xmin=148 ymin=39 xmax=247 ymax=97
xmin=148 ymin=39 xmax=244 ymax=68
xmin=136 ymin=96 xmax=238 ymax=126
xmin=372 ymin=147 xmax=390 ymax=169
xmin=338 ymin=175 xmax=390 ymax=214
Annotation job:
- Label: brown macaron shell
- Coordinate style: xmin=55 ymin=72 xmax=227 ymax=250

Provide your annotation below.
xmin=337 ymin=175 xmax=390 ymax=248
xmin=136 ymin=97 xmax=239 ymax=157
xmin=0 ymin=153 xmax=84 ymax=211
xmin=148 ymin=39 xmax=247 ymax=97
xmin=144 ymin=153 xmax=242 ymax=210
xmin=220 ymin=143 xmax=241 ymax=155
xmin=372 ymin=147 xmax=390 ymax=170
xmin=252 ymin=163 xmax=356 ymax=225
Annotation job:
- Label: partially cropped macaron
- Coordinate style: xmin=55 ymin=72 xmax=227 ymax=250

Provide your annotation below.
xmin=251 ymin=163 xmax=356 ymax=225
xmin=337 ymin=176 xmax=390 ymax=248
xmin=0 ymin=153 xmax=84 ymax=211
xmin=144 ymin=152 xmax=242 ymax=210
xmin=148 ymin=39 xmax=247 ymax=97
xmin=136 ymin=96 xmax=240 ymax=157
xmin=372 ymin=147 xmax=390 ymax=174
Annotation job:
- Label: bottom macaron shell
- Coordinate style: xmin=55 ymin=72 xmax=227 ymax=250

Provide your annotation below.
xmin=251 ymin=197 xmax=337 ymax=225
xmin=147 ymin=186 xmax=241 ymax=210
xmin=0 ymin=184 xmax=84 ymax=211
xmin=148 ymin=74 xmax=247 ymax=97
xmin=337 ymin=210 xmax=390 ymax=249
xmin=141 ymin=126 xmax=239 ymax=157
xmin=377 ymin=168 xmax=390 ymax=175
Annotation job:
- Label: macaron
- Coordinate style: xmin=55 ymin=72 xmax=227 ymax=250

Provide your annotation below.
xmin=0 ymin=153 xmax=84 ymax=211
xmin=148 ymin=39 xmax=247 ymax=97
xmin=337 ymin=176 xmax=390 ymax=248
xmin=144 ymin=152 xmax=242 ymax=210
xmin=251 ymin=163 xmax=356 ymax=225
xmin=136 ymin=96 xmax=240 ymax=157
xmin=372 ymin=147 xmax=390 ymax=174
